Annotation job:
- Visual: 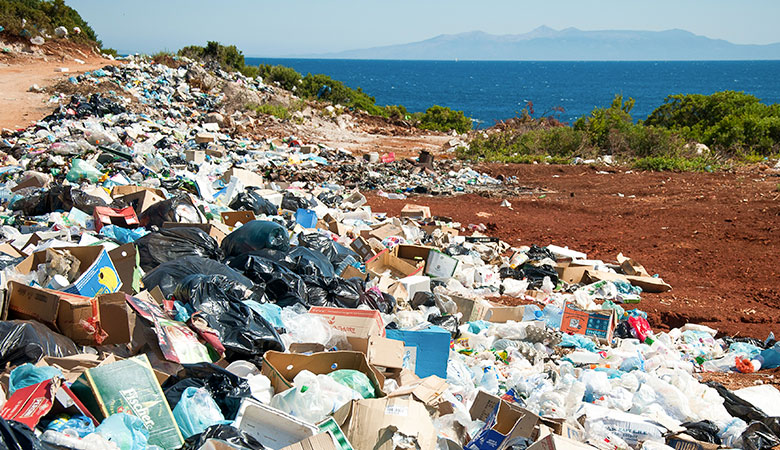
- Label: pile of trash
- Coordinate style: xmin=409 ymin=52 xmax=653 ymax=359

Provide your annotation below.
xmin=0 ymin=57 xmax=778 ymax=450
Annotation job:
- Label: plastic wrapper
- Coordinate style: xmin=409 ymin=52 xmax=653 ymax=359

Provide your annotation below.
xmin=164 ymin=363 xmax=252 ymax=420
xmin=328 ymin=369 xmax=377 ymax=399
xmin=229 ymin=189 xmax=278 ymax=216
xmin=428 ymin=314 xmax=460 ymax=339
xmin=0 ymin=321 xmax=81 ymax=368
xmin=221 ymin=220 xmax=290 ymax=258
xmin=136 ymin=227 xmax=223 ymax=271
xmin=227 ymin=254 xmax=308 ymax=307
xmin=138 ymin=194 xmax=204 ymax=228
xmin=99 ymin=225 xmax=150 ymax=244
xmin=8 ymin=363 xmax=62 ymax=395
xmin=94 ymin=413 xmax=149 ymax=450
xmin=280 ymin=192 xmax=312 ymax=212
xmin=173 ymin=387 xmax=226 ymax=439
xmin=0 ymin=417 xmax=48 ymax=450
xmin=66 ymin=159 xmax=104 ymax=183
xmin=181 ymin=424 xmax=264 ymax=450
xmin=270 ymin=370 xmax=361 ymax=424
xmin=297 ymin=232 xmax=359 ymax=268
xmin=280 ymin=306 xmax=346 ymax=349
xmin=45 ymin=414 xmax=95 ymax=438
xmin=143 ymin=256 xmax=255 ymax=299
xmin=174 ymin=274 xmax=284 ymax=361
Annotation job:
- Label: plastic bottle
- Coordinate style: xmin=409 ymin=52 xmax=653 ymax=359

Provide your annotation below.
xmin=523 ymin=304 xmax=543 ymax=322
xmin=542 ymin=304 xmax=563 ymax=329
xmin=66 ymin=159 xmax=104 ymax=183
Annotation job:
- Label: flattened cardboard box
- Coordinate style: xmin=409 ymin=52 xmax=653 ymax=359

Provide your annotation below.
xmin=560 ymin=304 xmax=617 ymax=342
xmin=16 ymin=246 xmax=122 ymax=298
xmin=111 ymin=185 xmax=166 ymax=198
xmin=366 ymin=249 xmax=424 ymax=279
xmin=667 ymin=433 xmax=720 ymax=450
xmin=526 ymin=434 xmax=597 ymax=450
xmin=279 ymin=432 xmax=339 ymax=450
xmin=221 ymin=210 xmax=256 ymax=227
xmin=262 ymin=351 xmax=386 ymax=397
xmin=333 ymin=397 xmax=436 ymax=450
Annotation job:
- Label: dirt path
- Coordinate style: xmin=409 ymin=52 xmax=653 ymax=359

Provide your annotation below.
xmin=0 ymin=50 xmax=112 ymax=130
xmin=366 ymin=164 xmax=780 ymax=339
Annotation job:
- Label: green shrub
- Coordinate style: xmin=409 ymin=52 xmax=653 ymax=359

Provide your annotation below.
xmin=385 ymin=104 xmax=409 ymax=120
xmin=417 ymin=105 xmax=473 ymax=133
xmin=297 ymin=73 xmax=385 ymax=116
xmin=258 ymin=64 xmax=303 ymax=91
xmin=247 ymin=103 xmax=291 ymax=120
xmin=0 ymin=0 xmax=100 ymax=45
xmin=633 ymin=156 xmax=717 ymax=172
xmin=461 ymin=127 xmax=589 ymax=162
xmin=179 ymin=41 xmax=248 ymax=73
xmin=573 ymin=95 xmax=635 ymax=148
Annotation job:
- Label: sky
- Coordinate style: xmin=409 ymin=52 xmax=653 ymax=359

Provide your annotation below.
xmin=67 ymin=0 xmax=780 ymax=57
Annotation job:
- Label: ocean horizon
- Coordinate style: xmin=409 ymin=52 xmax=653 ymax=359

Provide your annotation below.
xmin=246 ymin=58 xmax=780 ymax=127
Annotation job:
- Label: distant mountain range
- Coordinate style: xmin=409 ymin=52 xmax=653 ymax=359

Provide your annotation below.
xmin=312 ymin=26 xmax=780 ymax=60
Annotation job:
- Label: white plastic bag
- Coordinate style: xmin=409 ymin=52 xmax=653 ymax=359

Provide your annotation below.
xmin=270 ymin=370 xmax=361 ymax=423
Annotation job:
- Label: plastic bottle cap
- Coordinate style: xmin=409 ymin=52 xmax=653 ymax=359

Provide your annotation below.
xmin=48 ymin=274 xmax=70 ymax=290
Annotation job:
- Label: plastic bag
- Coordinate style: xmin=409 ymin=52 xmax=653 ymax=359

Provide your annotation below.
xmin=221 ymin=220 xmax=290 ymax=258
xmin=297 ymin=232 xmax=358 ymax=268
xmin=227 ymin=254 xmax=308 ymax=307
xmin=174 ymin=274 xmax=284 ymax=361
xmin=229 ymin=189 xmax=277 ymax=216
xmin=8 ymin=363 xmax=62 ymax=394
xmin=99 ymin=225 xmax=150 ymax=244
xmin=742 ymin=422 xmax=780 ymax=450
xmin=66 ymin=159 xmax=104 ymax=183
xmin=680 ymin=421 xmax=721 ymax=445
xmin=45 ymin=414 xmax=96 ymax=438
xmin=181 ymin=424 xmax=264 ymax=450
xmin=0 ymin=416 xmax=48 ymax=450
xmin=270 ymin=370 xmax=361 ymax=423
xmin=173 ymin=387 xmax=226 ymax=439
xmin=0 ymin=321 xmax=80 ymax=368
xmin=328 ymin=369 xmax=377 ymax=399
xmin=138 ymin=194 xmax=204 ymax=228
xmin=95 ymin=413 xmax=149 ymax=450
xmin=429 ymin=315 xmax=460 ymax=339
xmin=10 ymin=185 xmax=72 ymax=217
xmin=163 ymin=363 xmax=251 ymax=420
xmin=281 ymin=192 xmax=312 ymax=212
xmin=136 ymin=227 xmax=223 ymax=272
xmin=143 ymin=256 xmax=255 ymax=299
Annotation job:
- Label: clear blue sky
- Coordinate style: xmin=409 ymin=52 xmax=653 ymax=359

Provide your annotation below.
xmin=67 ymin=0 xmax=780 ymax=56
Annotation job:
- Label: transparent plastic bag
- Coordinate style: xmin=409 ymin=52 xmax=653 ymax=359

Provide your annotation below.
xmin=270 ymin=370 xmax=361 ymax=423
xmin=328 ymin=369 xmax=376 ymax=399
xmin=66 ymin=159 xmax=104 ymax=183
xmin=173 ymin=387 xmax=226 ymax=438
xmin=9 ymin=363 xmax=62 ymax=394
xmin=95 ymin=413 xmax=149 ymax=450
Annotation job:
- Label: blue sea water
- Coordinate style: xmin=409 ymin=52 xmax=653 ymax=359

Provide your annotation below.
xmin=246 ymin=58 xmax=780 ymax=127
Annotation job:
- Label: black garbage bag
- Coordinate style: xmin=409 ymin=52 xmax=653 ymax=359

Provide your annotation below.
xmin=297 ymin=232 xmax=359 ymax=268
xmin=229 ymin=189 xmax=277 ymax=216
xmin=0 ymin=321 xmax=80 ymax=369
xmin=742 ymin=422 xmax=780 ymax=450
xmin=70 ymin=189 xmax=109 ymax=215
xmin=143 ymin=256 xmax=255 ymax=299
xmin=287 ymin=247 xmax=335 ymax=278
xmin=499 ymin=264 xmax=559 ymax=289
xmin=163 ymin=363 xmax=251 ymax=420
xmin=174 ymin=275 xmax=284 ymax=361
xmin=221 ymin=220 xmax=290 ymax=258
xmin=329 ymin=277 xmax=363 ymax=309
xmin=613 ymin=321 xmax=635 ymax=340
xmin=227 ymin=254 xmax=307 ymax=307
xmin=0 ymin=417 xmax=48 ymax=450
xmin=135 ymin=227 xmax=222 ymax=272
xmin=681 ymin=421 xmax=721 ymax=445
xmin=526 ymin=244 xmax=556 ymax=262
xmin=429 ymin=314 xmax=460 ymax=339
xmin=182 ymin=424 xmax=265 ymax=450
xmin=706 ymin=381 xmax=767 ymax=423
xmin=280 ymin=192 xmax=312 ymax=212
xmin=138 ymin=194 xmax=203 ymax=228
xmin=358 ymin=287 xmax=396 ymax=314
xmin=10 ymin=185 xmax=72 ymax=216
xmin=412 ymin=291 xmax=437 ymax=309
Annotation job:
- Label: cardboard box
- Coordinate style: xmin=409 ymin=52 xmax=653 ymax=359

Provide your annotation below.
xmin=16 ymin=246 xmax=122 ymax=297
xmin=347 ymin=336 xmax=405 ymax=370
xmin=555 ymin=264 xmax=591 ymax=285
xmin=451 ymin=295 xmax=493 ymax=323
xmin=526 ymin=434 xmax=597 ymax=450
xmin=162 ymin=222 xmax=227 ymax=245
xmin=421 ymin=224 xmax=459 ymax=237
xmin=0 ymin=378 xmax=97 ymax=429
xmin=108 ymin=243 xmax=140 ymax=295
xmin=366 ymin=223 xmax=404 ymax=242
xmin=116 ymin=190 xmax=166 ymax=214
xmin=185 ymin=149 xmax=205 ymax=164
xmin=309 ymin=307 xmax=385 ymax=338
xmin=333 ymin=397 xmax=436 ymax=450
xmin=426 ymin=249 xmax=459 ymax=278
xmin=560 ymin=304 xmax=618 ymax=341
xmin=584 ymin=269 xmax=671 ymax=293
xmin=394 ymin=244 xmax=432 ymax=267
xmin=111 ymin=185 xmax=165 ymax=198
xmin=386 ymin=375 xmax=452 ymax=415
xmin=222 ymin=168 xmax=265 ymax=188
xmin=94 ymin=292 xmax=136 ymax=345
xmin=280 ymin=432 xmax=339 ymax=450
xmin=221 ymin=210 xmax=256 ymax=227
xmin=350 ymin=237 xmax=376 ymax=262
xmin=667 ymin=433 xmax=720 ymax=450
xmin=339 ymin=265 xmax=367 ymax=281
xmin=385 ymin=326 xmax=450 ymax=378
xmin=470 ymin=390 xmax=503 ymax=422
xmin=400 ymin=204 xmax=431 ymax=219
xmin=93 ymin=206 xmax=140 ymax=232
xmin=366 ymin=250 xmax=424 ymax=279
xmin=262 ymin=351 xmax=385 ymax=397
xmin=70 ymin=354 xmax=184 ymax=450
xmin=234 ymin=398 xmax=319 ymax=450
xmin=317 ymin=417 xmax=355 ymax=450
xmin=465 ymin=399 xmax=542 ymax=450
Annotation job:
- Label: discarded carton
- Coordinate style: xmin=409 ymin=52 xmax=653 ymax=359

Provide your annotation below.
xmin=111 ymin=185 xmax=166 ymax=198
xmin=339 ymin=265 xmax=367 ymax=281
xmin=70 ymin=354 xmax=184 ymax=449
xmin=466 ymin=399 xmax=542 ymax=450
xmin=451 ymin=295 xmax=493 ymax=323
xmin=262 ymin=351 xmax=386 ymax=397
xmin=16 ymin=246 xmax=122 ymax=297
xmin=234 ymin=398 xmax=319 ymax=450
xmin=421 ymin=224 xmax=459 ymax=237
xmin=366 ymin=250 xmax=424 ymax=279
xmin=333 ymin=397 xmax=436 ymax=450
xmin=108 ymin=243 xmax=140 ymax=295
xmin=386 ymin=375 xmax=452 ymax=415
xmin=365 ymin=223 xmax=404 ymax=242
xmin=666 ymin=433 xmax=720 ymax=450
xmin=280 ymin=432 xmax=339 ymax=450
xmin=195 ymin=131 xmax=216 ymax=144
xmin=309 ymin=307 xmax=385 ymax=338
xmin=426 ymin=249 xmax=459 ymax=278
xmin=526 ymin=433 xmax=597 ymax=450
xmin=560 ymin=304 xmax=618 ymax=341
xmin=93 ymin=206 xmax=140 ymax=232
xmin=221 ymin=210 xmax=256 ymax=227
xmin=400 ymin=204 xmax=431 ymax=219
xmin=394 ymin=244 xmax=432 ymax=267
xmin=0 ymin=378 xmax=97 ymax=429
xmin=584 ymin=269 xmax=671 ymax=293
xmin=350 ymin=236 xmax=377 ymax=262
xmin=116 ymin=190 xmax=166 ymax=214
xmin=185 ymin=149 xmax=205 ymax=164
xmin=385 ymin=326 xmax=450 ymax=378
xmin=222 ymin=167 xmax=265 ymax=188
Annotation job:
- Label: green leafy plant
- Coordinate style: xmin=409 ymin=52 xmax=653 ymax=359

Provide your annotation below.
xmin=0 ymin=0 xmax=102 ymax=46
xmin=417 ymin=105 xmax=473 ymax=133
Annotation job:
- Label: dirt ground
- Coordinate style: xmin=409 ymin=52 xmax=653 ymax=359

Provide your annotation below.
xmin=0 ymin=40 xmax=114 ymax=130
xmin=366 ymin=164 xmax=780 ymax=339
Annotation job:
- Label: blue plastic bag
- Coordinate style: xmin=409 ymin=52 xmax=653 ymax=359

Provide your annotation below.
xmin=244 ymin=300 xmax=284 ymax=329
xmin=761 ymin=343 xmax=780 ymax=369
xmin=172 ymin=387 xmax=225 ymax=438
xmin=46 ymin=414 xmax=95 ymax=437
xmin=559 ymin=334 xmax=597 ymax=352
xmin=100 ymin=225 xmax=150 ymax=243
xmin=8 ymin=363 xmax=62 ymax=394
xmin=95 ymin=413 xmax=149 ymax=450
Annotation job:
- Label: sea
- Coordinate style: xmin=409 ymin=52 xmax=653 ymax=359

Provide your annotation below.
xmin=245 ymin=58 xmax=780 ymax=127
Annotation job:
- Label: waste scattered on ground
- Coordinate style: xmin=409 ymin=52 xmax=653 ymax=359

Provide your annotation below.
xmin=0 ymin=55 xmax=775 ymax=450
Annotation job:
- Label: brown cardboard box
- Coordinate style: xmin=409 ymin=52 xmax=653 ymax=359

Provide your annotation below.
xmin=95 ymin=292 xmax=136 ymax=345
xmin=350 ymin=237 xmax=376 ymax=262
xmin=262 ymin=351 xmax=385 ymax=397
xmin=116 ymin=190 xmax=166 ymax=214
xmin=526 ymin=434 xmax=597 ymax=450
xmin=400 ymin=204 xmax=431 ymax=219
xmin=421 ymin=224 xmax=460 ymax=237
xmin=393 ymin=244 xmax=432 ymax=268
xmin=555 ymin=264 xmax=591 ymax=284
xmin=110 ymin=185 xmax=165 ymax=198
xmin=162 ymin=222 xmax=228 ymax=245
xmin=365 ymin=223 xmax=404 ymax=242
xmin=108 ymin=243 xmax=139 ymax=295
xmin=221 ymin=211 xmax=256 ymax=227
xmin=222 ymin=168 xmax=264 ymax=188
xmin=667 ymin=433 xmax=720 ymax=450
xmin=339 ymin=265 xmax=367 ymax=281
xmin=451 ymin=295 xmax=492 ymax=324
xmin=279 ymin=433 xmax=338 ymax=450
xmin=184 ymin=150 xmax=205 ymax=164
xmin=347 ymin=336 xmax=404 ymax=370
xmin=466 ymin=398 xmax=544 ymax=450
xmin=560 ymin=304 xmax=617 ymax=342
xmin=366 ymin=250 xmax=424 ymax=279
xmin=584 ymin=269 xmax=671 ymax=293
xmin=333 ymin=397 xmax=436 ymax=450
xmin=386 ymin=375 xmax=452 ymax=415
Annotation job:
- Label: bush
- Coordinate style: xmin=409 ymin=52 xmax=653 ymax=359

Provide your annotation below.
xmin=0 ymin=0 xmax=100 ymax=45
xmin=297 ymin=73 xmax=385 ymax=116
xmin=633 ymin=156 xmax=716 ymax=172
xmin=417 ymin=105 xmax=473 ymax=133
xmin=248 ymin=103 xmax=291 ymax=121
xmin=573 ymin=95 xmax=635 ymax=148
xmin=179 ymin=41 xmax=248 ymax=73
xmin=461 ymin=127 xmax=590 ymax=163
xmin=385 ymin=105 xmax=409 ymax=120
xmin=258 ymin=64 xmax=302 ymax=91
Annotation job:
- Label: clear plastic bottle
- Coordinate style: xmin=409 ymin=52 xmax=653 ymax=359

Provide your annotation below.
xmin=542 ymin=304 xmax=563 ymax=329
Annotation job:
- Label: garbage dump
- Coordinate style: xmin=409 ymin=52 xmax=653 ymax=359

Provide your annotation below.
xmin=0 ymin=55 xmax=776 ymax=450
